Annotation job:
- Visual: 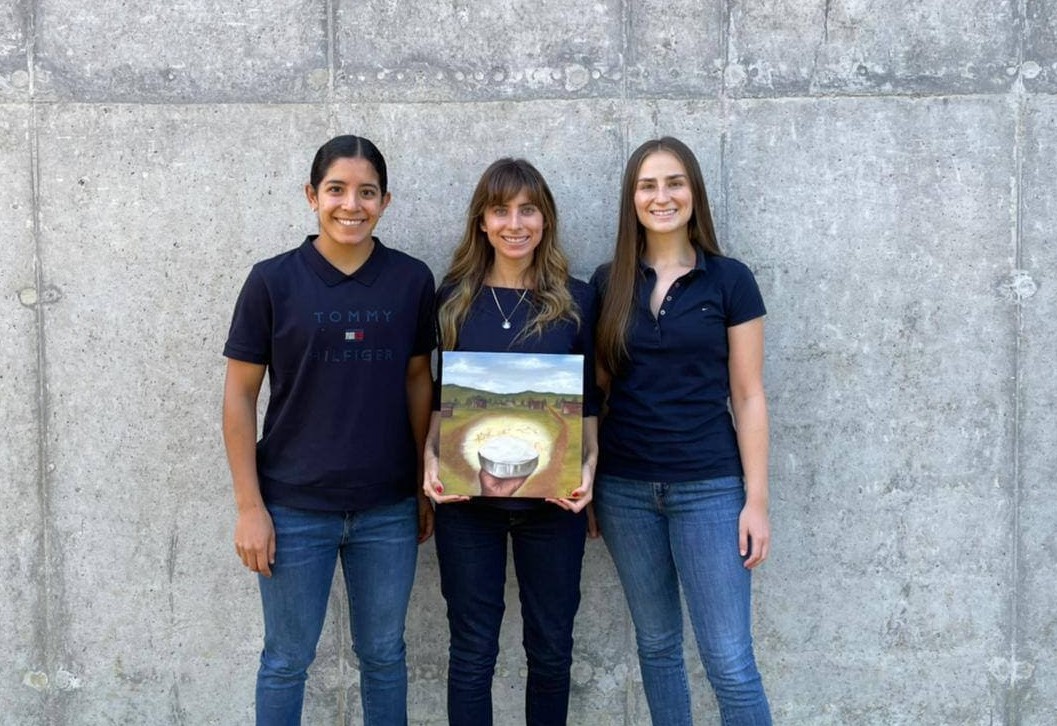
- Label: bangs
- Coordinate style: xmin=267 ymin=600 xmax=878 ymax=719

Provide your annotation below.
xmin=479 ymin=163 xmax=546 ymax=208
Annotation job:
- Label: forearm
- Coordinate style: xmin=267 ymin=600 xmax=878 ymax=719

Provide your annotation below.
xmin=223 ymin=395 xmax=265 ymax=512
xmin=582 ymin=416 xmax=598 ymax=470
xmin=424 ymin=412 xmax=442 ymax=462
xmin=732 ymin=393 xmax=769 ymax=507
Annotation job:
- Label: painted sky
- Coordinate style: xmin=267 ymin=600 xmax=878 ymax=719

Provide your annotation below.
xmin=442 ymin=352 xmax=584 ymax=396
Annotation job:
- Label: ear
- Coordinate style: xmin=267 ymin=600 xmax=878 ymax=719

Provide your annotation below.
xmin=379 ymin=191 xmax=392 ymax=214
xmin=304 ymin=183 xmax=318 ymax=211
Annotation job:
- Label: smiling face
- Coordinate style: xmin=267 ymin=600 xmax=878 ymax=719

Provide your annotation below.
xmin=480 ymin=189 xmax=544 ymax=267
xmin=305 ymin=156 xmax=391 ymax=258
xmin=633 ymin=150 xmax=693 ymax=237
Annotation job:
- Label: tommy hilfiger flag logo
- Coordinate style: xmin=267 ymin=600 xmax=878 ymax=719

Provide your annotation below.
xmin=345 ymin=329 xmax=365 ymax=342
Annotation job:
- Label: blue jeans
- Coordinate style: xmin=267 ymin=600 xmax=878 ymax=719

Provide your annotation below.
xmin=434 ymin=501 xmax=587 ymax=726
xmin=594 ymin=474 xmax=771 ymax=726
xmin=256 ymin=498 xmax=418 ymax=726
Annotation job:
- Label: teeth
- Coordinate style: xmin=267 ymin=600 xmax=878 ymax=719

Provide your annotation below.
xmin=336 ymin=218 xmax=364 ymax=226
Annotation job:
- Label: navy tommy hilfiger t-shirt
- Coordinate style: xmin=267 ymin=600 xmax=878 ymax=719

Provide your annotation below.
xmin=591 ymin=250 xmax=766 ymax=482
xmin=224 ymin=236 xmax=435 ymax=512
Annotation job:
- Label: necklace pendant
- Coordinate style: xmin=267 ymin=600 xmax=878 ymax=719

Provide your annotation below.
xmin=502 ymin=320 xmax=512 ymax=330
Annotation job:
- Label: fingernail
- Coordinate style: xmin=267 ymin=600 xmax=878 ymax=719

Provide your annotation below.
xmin=571 ymin=492 xmax=580 ymax=498
xmin=437 ymin=486 xmax=443 ymax=493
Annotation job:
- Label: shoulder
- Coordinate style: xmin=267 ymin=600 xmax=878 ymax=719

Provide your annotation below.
xmin=588 ymin=262 xmax=612 ymax=291
xmin=436 ymin=281 xmax=456 ymax=304
xmin=567 ymin=275 xmax=592 ymax=298
xmin=251 ymin=244 xmax=303 ymax=275
xmin=710 ymin=255 xmax=761 ymax=278
xmin=707 ymin=254 xmax=759 ymax=285
xmin=240 ymin=244 xmax=306 ymax=294
xmin=565 ymin=276 xmax=595 ymax=312
xmin=382 ymin=245 xmax=433 ymax=280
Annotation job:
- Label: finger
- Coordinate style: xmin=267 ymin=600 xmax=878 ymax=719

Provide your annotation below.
xmin=249 ymin=548 xmax=272 ymax=578
xmin=739 ymin=521 xmax=749 ymax=558
xmin=754 ymin=536 xmax=770 ymax=566
xmin=563 ymin=497 xmax=589 ymax=513
xmin=433 ymin=493 xmax=470 ymax=504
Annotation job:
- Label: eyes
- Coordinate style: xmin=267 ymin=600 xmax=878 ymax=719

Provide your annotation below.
xmin=323 ymin=184 xmax=379 ymax=199
xmin=488 ymin=204 xmax=539 ymax=218
xmin=636 ymin=177 xmax=687 ymax=192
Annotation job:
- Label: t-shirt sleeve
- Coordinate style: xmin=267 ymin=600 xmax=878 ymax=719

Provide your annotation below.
xmin=411 ymin=267 xmax=437 ymax=357
xmin=588 ymin=263 xmax=610 ymax=304
xmin=223 ymin=267 xmax=272 ymax=364
xmin=725 ymin=260 xmax=767 ymax=327
xmin=575 ymin=282 xmax=603 ymax=418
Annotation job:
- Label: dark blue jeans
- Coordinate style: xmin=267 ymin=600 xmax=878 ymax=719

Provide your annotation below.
xmin=434 ymin=501 xmax=588 ymax=726
xmin=595 ymin=475 xmax=771 ymax=726
xmin=255 ymin=499 xmax=418 ymax=726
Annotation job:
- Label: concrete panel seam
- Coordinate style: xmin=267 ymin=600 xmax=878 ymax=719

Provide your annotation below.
xmin=28 ymin=97 xmax=60 ymax=725
xmin=325 ymin=0 xmax=336 ymax=94
xmin=807 ymin=0 xmax=834 ymax=95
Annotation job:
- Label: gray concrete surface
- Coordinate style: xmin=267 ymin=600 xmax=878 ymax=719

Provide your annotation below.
xmin=2 ymin=1 xmax=1053 ymax=724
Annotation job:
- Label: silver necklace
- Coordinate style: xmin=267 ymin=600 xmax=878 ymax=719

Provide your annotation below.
xmin=490 ymin=287 xmax=529 ymax=330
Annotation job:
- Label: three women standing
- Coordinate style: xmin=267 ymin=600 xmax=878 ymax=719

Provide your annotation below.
xmin=592 ymin=137 xmax=772 ymax=725
xmin=223 ymin=134 xmax=769 ymax=725
xmin=423 ymin=158 xmax=599 ymax=726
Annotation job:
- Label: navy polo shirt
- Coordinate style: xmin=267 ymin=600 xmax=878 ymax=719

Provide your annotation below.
xmin=224 ymin=236 xmax=435 ymax=512
xmin=591 ymin=251 xmax=765 ymax=482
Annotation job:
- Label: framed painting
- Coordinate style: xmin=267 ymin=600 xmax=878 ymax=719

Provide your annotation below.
xmin=438 ymin=351 xmax=584 ymax=498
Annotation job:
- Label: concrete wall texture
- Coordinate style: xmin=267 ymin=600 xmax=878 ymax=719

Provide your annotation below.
xmin=1 ymin=0 xmax=1054 ymax=724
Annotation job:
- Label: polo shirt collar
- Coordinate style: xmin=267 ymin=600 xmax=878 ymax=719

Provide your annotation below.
xmin=636 ymin=246 xmax=710 ymax=276
xmin=299 ymin=235 xmax=389 ymax=287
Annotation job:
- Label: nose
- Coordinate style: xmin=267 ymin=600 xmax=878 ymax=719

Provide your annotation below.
xmin=509 ymin=210 xmax=525 ymax=229
xmin=341 ymin=191 xmax=360 ymax=210
xmin=654 ymin=184 xmax=671 ymax=202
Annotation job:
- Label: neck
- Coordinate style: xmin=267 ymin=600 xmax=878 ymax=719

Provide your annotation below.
xmin=487 ymin=257 xmax=534 ymax=289
xmin=314 ymin=235 xmax=375 ymax=275
xmin=642 ymin=231 xmax=694 ymax=269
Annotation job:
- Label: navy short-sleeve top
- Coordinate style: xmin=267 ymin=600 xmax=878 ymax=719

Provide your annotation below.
xmin=591 ymin=250 xmax=765 ymax=481
xmin=224 ymin=236 xmax=436 ymax=512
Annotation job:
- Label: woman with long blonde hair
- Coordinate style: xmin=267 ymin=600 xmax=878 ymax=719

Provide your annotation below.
xmin=424 ymin=158 xmax=600 ymax=725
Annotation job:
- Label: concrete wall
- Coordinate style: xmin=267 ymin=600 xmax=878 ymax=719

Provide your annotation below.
xmin=2 ymin=1 xmax=1053 ymax=724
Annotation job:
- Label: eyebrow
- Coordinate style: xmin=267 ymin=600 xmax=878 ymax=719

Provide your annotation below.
xmin=637 ymin=173 xmax=688 ymax=183
xmin=321 ymin=179 xmax=380 ymax=190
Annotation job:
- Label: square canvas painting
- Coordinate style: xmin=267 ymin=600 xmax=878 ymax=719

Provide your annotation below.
xmin=438 ymin=351 xmax=585 ymax=498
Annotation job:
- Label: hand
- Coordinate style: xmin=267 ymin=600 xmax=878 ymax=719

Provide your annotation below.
xmin=423 ymin=454 xmax=469 ymax=505
xmin=739 ymin=499 xmax=771 ymax=569
xmin=547 ymin=461 xmax=594 ymax=514
xmin=417 ymin=491 xmax=435 ymax=543
xmin=234 ymin=505 xmax=275 ymax=577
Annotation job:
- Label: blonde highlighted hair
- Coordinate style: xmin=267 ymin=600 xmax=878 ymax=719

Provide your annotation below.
xmin=438 ymin=158 xmax=579 ymax=349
